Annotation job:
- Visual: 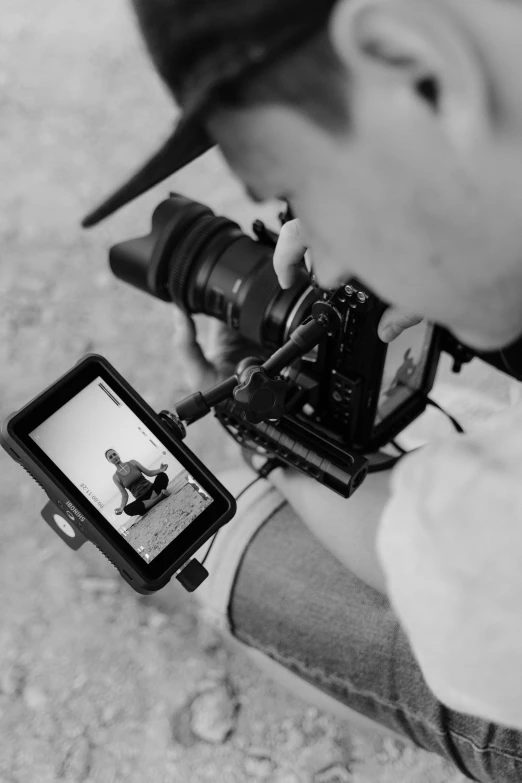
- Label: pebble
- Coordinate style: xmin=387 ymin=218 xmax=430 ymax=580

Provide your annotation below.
xmin=243 ymin=754 xmax=275 ymax=779
xmin=0 ymin=663 xmax=26 ymax=696
xmin=170 ymin=707 xmax=199 ymax=749
xmin=313 ymin=764 xmax=352 ymax=783
xmin=72 ymin=673 xmax=88 ymax=691
xmin=101 ymin=704 xmax=120 ymax=725
xmin=281 ymin=727 xmax=305 ymax=752
xmin=146 ymin=610 xmax=168 ymax=630
xmin=272 ymin=773 xmax=302 ymax=783
xmin=59 ymin=735 xmax=92 ymax=783
xmin=79 ymin=577 xmax=120 ymax=594
xmin=379 ymin=736 xmax=404 ymax=763
xmin=23 ymin=686 xmax=47 ymax=710
xmin=401 ymin=744 xmax=419 ymax=767
xmin=189 ymin=683 xmax=239 ymax=744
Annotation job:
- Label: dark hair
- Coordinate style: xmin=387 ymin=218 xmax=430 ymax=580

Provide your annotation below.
xmin=105 ymin=449 xmax=115 ymax=460
xmin=131 ymin=0 xmax=349 ymax=132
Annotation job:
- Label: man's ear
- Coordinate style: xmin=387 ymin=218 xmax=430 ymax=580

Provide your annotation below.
xmin=328 ymin=0 xmax=490 ymax=148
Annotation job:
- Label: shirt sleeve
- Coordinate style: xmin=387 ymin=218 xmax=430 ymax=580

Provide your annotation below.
xmin=376 ymin=401 xmax=522 ymax=729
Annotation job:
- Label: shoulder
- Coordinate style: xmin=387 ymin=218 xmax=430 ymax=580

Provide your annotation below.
xmin=112 ymin=472 xmax=121 ymax=483
xmin=128 ymin=460 xmax=139 ymax=467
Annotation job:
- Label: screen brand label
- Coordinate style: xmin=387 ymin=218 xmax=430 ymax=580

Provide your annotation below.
xmin=65 ymin=500 xmax=86 ymax=522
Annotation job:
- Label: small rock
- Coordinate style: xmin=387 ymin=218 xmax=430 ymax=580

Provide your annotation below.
xmin=79 ymin=577 xmax=119 ymax=594
xmin=243 ymin=754 xmax=275 ymax=779
xmin=197 ymin=621 xmax=224 ymax=654
xmin=72 ymin=673 xmax=87 ymax=691
xmin=100 ymin=704 xmax=120 ymax=725
xmin=58 ymin=735 xmax=92 ymax=782
xmin=314 ymin=764 xmax=352 ymax=783
xmin=170 ymin=707 xmax=199 ymax=748
xmin=273 ymin=773 xmax=302 ymax=783
xmin=380 ymin=736 xmax=405 ymax=762
xmin=189 ymin=682 xmax=239 ymax=744
xmin=0 ymin=663 xmax=26 ymax=696
xmin=401 ymin=744 xmax=419 ymax=767
xmin=281 ymin=727 xmax=304 ymax=752
xmin=23 ymin=685 xmax=47 ymax=710
xmin=146 ymin=610 xmax=168 ymax=630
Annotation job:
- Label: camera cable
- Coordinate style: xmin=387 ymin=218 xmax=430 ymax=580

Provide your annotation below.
xmin=388 ymin=395 xmax=465 ymax=460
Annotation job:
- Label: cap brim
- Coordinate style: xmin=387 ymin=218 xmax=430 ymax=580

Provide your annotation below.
xmin=81 ymin=114 xmax=214 ymax=228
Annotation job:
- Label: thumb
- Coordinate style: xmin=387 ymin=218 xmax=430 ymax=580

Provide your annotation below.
xmin=378 ymin=308 xmax=424 ymax=343
xmin=172 ymin=307 xmax=217 ymax=388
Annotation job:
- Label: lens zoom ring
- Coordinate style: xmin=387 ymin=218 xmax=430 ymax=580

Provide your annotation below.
xmin=239 ymin=262 xmax=281 ymax=345
xmin=168 ymin=216 xmax=232 ymax=308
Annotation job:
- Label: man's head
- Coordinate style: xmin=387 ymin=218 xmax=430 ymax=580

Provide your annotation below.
xmin=132 ymin=0 xmax=522 ymax=350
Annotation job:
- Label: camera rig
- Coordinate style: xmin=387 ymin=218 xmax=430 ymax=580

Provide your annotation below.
xmin=172 ymin=285 xmax=372 ymax=498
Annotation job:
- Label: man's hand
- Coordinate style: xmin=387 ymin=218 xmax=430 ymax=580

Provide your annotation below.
xmin=376 ymin=402 xmax=522 ymax=728
xmin=172 ymin=307 xmax=267 ymax=390
xmin=273 ymin=218 xmax=423 ymax=343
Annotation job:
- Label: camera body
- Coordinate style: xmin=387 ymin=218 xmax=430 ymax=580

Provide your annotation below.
xmin=111 ymin=195 xmax=447 ymax=495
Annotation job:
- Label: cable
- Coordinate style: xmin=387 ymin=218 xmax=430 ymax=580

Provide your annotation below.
xmin=499 ymin=349 xmax=522 ymax=382
xmin=425 ymin=397 xmax=465 ymax=434
xmin=380 ymin=399 xmax=465 ymax=467
xmin=367 ymin=452 xmax=402 ymax=473
xmin=235 ymin=474 xmax=264 ymax=501
xmin=201 ymin=475 xmax=264 ymax=566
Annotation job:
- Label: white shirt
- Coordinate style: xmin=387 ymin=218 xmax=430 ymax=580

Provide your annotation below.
xmin=377 ymin=359 xmax=522 ymax=729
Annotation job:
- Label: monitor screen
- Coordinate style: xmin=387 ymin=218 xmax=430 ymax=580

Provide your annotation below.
xmin=30 ymin=377 xmax=214 ymax=563
xmin=374 ymin=322 xmax=434 ymax=427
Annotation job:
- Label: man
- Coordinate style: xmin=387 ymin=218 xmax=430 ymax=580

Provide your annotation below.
xmin=83 ymin=1 xmax=522 ymax=779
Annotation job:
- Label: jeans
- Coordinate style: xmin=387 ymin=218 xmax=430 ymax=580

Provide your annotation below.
xmin=196 ymin=470 xmax=522 ymax=783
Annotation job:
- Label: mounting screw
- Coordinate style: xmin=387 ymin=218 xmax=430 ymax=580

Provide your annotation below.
xmin=344 ymin=285 xmax=354 ymax=296
xmin=357 ymin=291 xmax=367 ymax=303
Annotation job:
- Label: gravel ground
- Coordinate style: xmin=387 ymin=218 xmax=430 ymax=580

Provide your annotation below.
xmin=0 ymin=2 xmax=480 ymax=781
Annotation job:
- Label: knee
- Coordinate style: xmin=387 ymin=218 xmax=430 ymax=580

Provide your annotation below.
xmin=157 ymin=472 xmax=169 ymax=489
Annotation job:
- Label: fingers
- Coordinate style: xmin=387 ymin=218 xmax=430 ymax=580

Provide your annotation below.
xmin=273 ymin=219 xmax=309 ymax=289
xmin=378 ymin=308 xmax=424 ymax=343
xmin=172 ymin=307 xmax=217 ymax=389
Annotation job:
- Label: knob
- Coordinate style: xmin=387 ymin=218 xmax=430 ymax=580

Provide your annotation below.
xmin=233 ymin=367 xmax=288 ymax=424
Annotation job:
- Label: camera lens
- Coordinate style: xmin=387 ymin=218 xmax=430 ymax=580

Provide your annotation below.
xmin=110 ymin=194 xmax=317 ymax=350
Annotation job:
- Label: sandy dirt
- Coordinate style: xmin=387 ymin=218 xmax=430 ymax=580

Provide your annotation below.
xmin=126 ymin=484 xmax=212 ymax=562
xmin=0 ymin=1 xmax=499 ymax=781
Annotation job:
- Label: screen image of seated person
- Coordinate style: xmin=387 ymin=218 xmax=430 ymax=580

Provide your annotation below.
xmin=384 ymin=349 xmax=417 ymax=399
xmin=105 ymin=449 xmax=169 ymax=517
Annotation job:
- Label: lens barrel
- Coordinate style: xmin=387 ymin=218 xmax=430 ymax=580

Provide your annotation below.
xmin=110 ymin=194 xmax=317 ymax=349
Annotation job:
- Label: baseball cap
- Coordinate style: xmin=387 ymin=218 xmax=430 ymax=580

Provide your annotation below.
xmin=82 ymin=0 xmax=338 ymax=228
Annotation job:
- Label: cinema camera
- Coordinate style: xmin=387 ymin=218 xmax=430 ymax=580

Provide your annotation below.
xmin=110 ymin=193 xmax=522 ymax=495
